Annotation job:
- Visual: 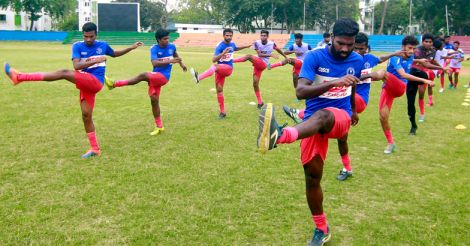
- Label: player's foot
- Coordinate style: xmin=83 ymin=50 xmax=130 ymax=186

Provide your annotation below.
xmin=308 ymin=227 xmax=331 ymax=246
xmin=439 ymin=88 xmax=444 ymax=93
xmin=409 ymin=126 xmax=417 ymax=135
xmin=336 ymin=168 xmax=353 ymax=181
xmin=464 ymin=84 xmax=470 ymax=88
xmin=448 ymin=84 xmax=453 ymax=89
xmin=219 ymin=112 xmax=226 ymax=119
xmin=104 ymin=76 xmax=114 ymax=90
xmin=150 ymin=127 xmax=165 ymax=136
xmin=267 ymin=63 xmax=271 ymax=70
xmin=257 ymin=103 xmax=284 ymax=153
xmin=81 ymin=149 xmax=100 ymax=159
xmin=384 ymin=143 xmax=396 ymax=154
xmin=426 ymin=102 xmax=433 ymax=107
xmin=3 ymin=63 xmax=19 ymax=85
xmin=418 ymin=115 xmax=425 ymax=122
xmin=282 ymin=105 xmax=302 ymax=124
xmin=190 ymin=68 xmax=200 ymax=84
xmin=257 ymin=102 xmax=264 ymax=109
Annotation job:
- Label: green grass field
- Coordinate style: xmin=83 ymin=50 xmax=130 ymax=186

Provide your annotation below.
xmin=0 ymin=42 xmax=469 ymax=245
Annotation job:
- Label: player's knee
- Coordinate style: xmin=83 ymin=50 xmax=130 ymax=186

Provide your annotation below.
xmin=150 ymin=95 xmax=159 ymax=105
xmin=59 ymin=69 xmax=72 ymax=77
xmin=81 ymin=110 xmax=92 ymax=121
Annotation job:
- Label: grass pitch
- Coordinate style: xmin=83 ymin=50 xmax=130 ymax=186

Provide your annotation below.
xmin=0 ymin=42 xmax=469 ymax=245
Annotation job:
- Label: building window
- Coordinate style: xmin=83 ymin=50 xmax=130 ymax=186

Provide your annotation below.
xmin=85 ymin=17 xmax=90 ymax=22
xmin=85 ymin=2 xmax=90 ymax=7
xmin=14 ymin=14 xmax=21 ymax=26
xmin=182 ymin=27 xmax=187 ymax=30
xmin=0 ymin=14 xmax=6 ymax=22
xmin=194 ymin=28 xmax=199 ymax=30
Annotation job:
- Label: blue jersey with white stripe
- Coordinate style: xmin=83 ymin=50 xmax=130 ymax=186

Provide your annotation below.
xmin=72 ymin=40 xmax=115 ymax=83
xmin=151 ymin=43 xmax=177 ymax=80
xmin=299 ymin=47 xmax=363 ymax=119
xmin=386 ymin=55 xmax=414 ymax=84
xmin=214 ymin=41 xmax=238 ymax=67
xmin=357 ymin=53 xmax=380 ymax=104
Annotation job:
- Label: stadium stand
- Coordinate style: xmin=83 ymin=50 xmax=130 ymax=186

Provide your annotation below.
xmin=62 ymin=31 xmax=179 ymax=45
xmin=451 ymin=36 xmax=470 ymax=54
xmin=173 ymin=33 xmax=290 ymax=48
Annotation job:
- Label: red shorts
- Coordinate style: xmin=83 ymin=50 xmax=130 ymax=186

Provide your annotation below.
xmin=215 ymin=64 xmax=233 ymax=86
xmin=450 ymin=67 xmax=460 ymax=74
xmin=412 ymin=65 xmax=435 ymax=80
xmin=379 ymin=73 xmax=406 ymax=111
xmin=300 ymin=108 xmax=351 ymax=164
xmin=251 ymin=56 xmax=267 ymax=79
xmin=147 ymin=72 xmax=168 ymax=97
xmin=292 ymin=59 xmax=303 ymax=76
xmin=355 ymin=93 xmax=367 ymax=114
xmin=74 ymin=71 xmax=103 ymax=109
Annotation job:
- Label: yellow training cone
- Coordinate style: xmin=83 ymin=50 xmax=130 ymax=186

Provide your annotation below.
xmin=462 ymin=102 xmax=470 ymax=106
xmin=455 ymin=124 xmax=466 ymax=130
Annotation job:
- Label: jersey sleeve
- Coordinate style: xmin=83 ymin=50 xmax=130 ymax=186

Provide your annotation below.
xmin=71 ymin=43 xmax=81 ymax=59
xmin=150 ymin=46 xmax=158 ymax=60
xmin=299 ymin=53 xmax=317 ymax=81
xmin=253 ymin=42 xmax=259 ymax=50
xmin=389 ymin=56 xmax=403 ymax=71
xmin=214 ymin=43 xmax=223 ymax=55
xmin=371 ymin=54 xmax=380 ymax=67
xmin=105 ymin=43 xmax=115 ymax=56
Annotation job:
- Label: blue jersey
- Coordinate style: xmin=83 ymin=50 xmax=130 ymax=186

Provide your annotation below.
xmin=151 ymin=43 xmax=177 ymax=80
xmin=357 ymin=54 xmax=380 ymax=104
xmin=214 ymin=41 xmax=238 ymax=67
xmin=71 ymin=40 xmax=115 ymax=83
xmin=386 ymin=55 xmax=414 ymax=84
xmin=299 ymin=47 xmax=363 ymax=119
xmin=288 ymin=42 xmax=312 ymax=61
xmin=444 ymin=43 xmax=454 ymax=50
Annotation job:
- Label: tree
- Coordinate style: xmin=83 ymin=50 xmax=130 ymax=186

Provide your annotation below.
xmin=7 ymin=0 xmax=73 ymax=30
xmin=306 ymin=0 xmax=359 ymax=33
xmin=378 ymin=0 xmax=387 ymax=34
xmin=373 ymin=0 xmax=409 ymax=35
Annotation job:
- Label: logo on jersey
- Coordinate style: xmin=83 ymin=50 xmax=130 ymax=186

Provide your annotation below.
xmin=364 ymin=62 xmax=370 ymax=69
xmin=346 ymin=67 xmax=355 ymax=75
xmin=318 ymin=67 xmax=330 ymax=73
xmin=158 ymin=52 xmax=162 ymax=56
xmin=81 ymin=52 xmax=87 ymax=55
xmin=96 ymin=48 xmax=102 ymax=55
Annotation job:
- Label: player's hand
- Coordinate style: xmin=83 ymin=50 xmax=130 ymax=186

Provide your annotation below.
xmin=95 ymin=56 xmax=107 ymax=63
xmin=444 ymin=67 xmax=452 ymax=74
xmin=426 ymin=80 xmax=435 ymax=87
xmin=333 ymin=75 xmax=359 ymax=87
xmin=132 ymin=42 xmax=144 ymax=49
xmin=351 ymin=112 xmax=359 ymax=126
xmin=222 ymin=47 xmax=232 ymax=55
xmin=392 ymin=50 xmax=406 ymax=57
xmin=271 ymin=53 xmax=279 ymax=59
xmin=171 ymin=57 xmax=182 ymax=63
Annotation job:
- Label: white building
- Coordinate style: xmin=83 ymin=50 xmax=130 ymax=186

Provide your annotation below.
xmin=0 ymin=6 xmax=52 ymax=31
xmin=175 ymin=23 xmax=227 ymax=34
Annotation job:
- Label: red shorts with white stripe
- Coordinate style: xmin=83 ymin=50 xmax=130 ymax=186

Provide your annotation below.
xmin=251 ymin=56 xmax=267 ymax=79
xmin=74 ymin=71 xmax=103 ymax=109
xmin=147 ymin=72 xmax=168 ymax=97
xmin=300 ymin=107 xmax=351 ymax=164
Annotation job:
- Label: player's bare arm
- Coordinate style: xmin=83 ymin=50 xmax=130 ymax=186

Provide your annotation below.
xmin=112 ymin=41 xmax=143 ymax=57
xmin=173 ymin=51 xmax=187 ymax=72
xmin=379 ymin=50 xmax=405 ymax=63
xmin=72 ymin=57 xmax=106 ymax=70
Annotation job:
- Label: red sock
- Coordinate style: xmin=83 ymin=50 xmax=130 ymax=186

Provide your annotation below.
xmin=17 ymin=73 xmax=44 ymax=82
xmin=418 ymin=98 xmax=425 ymax=115
xmin=87 ymin=132 xmax=100 ymax=151
xmin=384 ymin=129 xmax=394 ymax=144
xmin=440 ymin=75 xmax=444 ymax=88
xmin=255 ymin=91 xmax=263 ymax=104
xmin=114 ymin=80 xmax=129 ymax=87
xmin=312 ymin=213 xmax=328 ymax=233
xmin=298 ymin=109 xmax=305 ymax=119
xmin=155 ymin=117 xmax=163 ymax=128
xmin=428 ymin=95 xmax=433 ymax=104
xmin=341 ymin=154 xmax=352 ymax=172
xmin=270 ymin=61 xmax=284 ymax=69
xmin=276 ymin=127 xmax=298 ymax=144
xmin=217 ymin=92 xmax=225 ymax=113
xmin=199 ymin=65 xmax=216 ymax=81
xmin=233 ymin=56 xmax=248 ymax=63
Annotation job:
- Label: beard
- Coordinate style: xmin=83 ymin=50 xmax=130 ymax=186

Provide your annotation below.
xmin=331 ymin=45 xmax=352 ymax=60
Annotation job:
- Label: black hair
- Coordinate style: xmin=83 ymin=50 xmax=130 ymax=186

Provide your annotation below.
xmin=260 ymin=30 xmax=269 ymax=35
xmin=223 ymin=28 xmax=233 ymax=35
xmin=294 ymin=33 xmax=303 ymax=39
xmin=82 ymin=22 xmax=97 ymax=33
xmin=355 ymin=32 xmax=368 ymax=45
xmin=453 ymin=40 xmax=460 ymax=45
xmin=155 ymin=29 xmax=170 ymax=42
xmin=323 ymin=32 xmax=331 ymax=38
xmin=444 ymin=35 xmax=451 ymax=39
xmin=421 ymin=33 xmax=434 ymax=42
xmin=433 ymin=39 xmax=443 ymax=49
xmin=402 ymin=35 xmax=419 ymax=46
xmin=332 ymin=18 xmax=359 ymax=37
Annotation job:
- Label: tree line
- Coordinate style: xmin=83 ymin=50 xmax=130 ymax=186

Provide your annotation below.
xmin=0 ymin=0 xmax=468 ymax=35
